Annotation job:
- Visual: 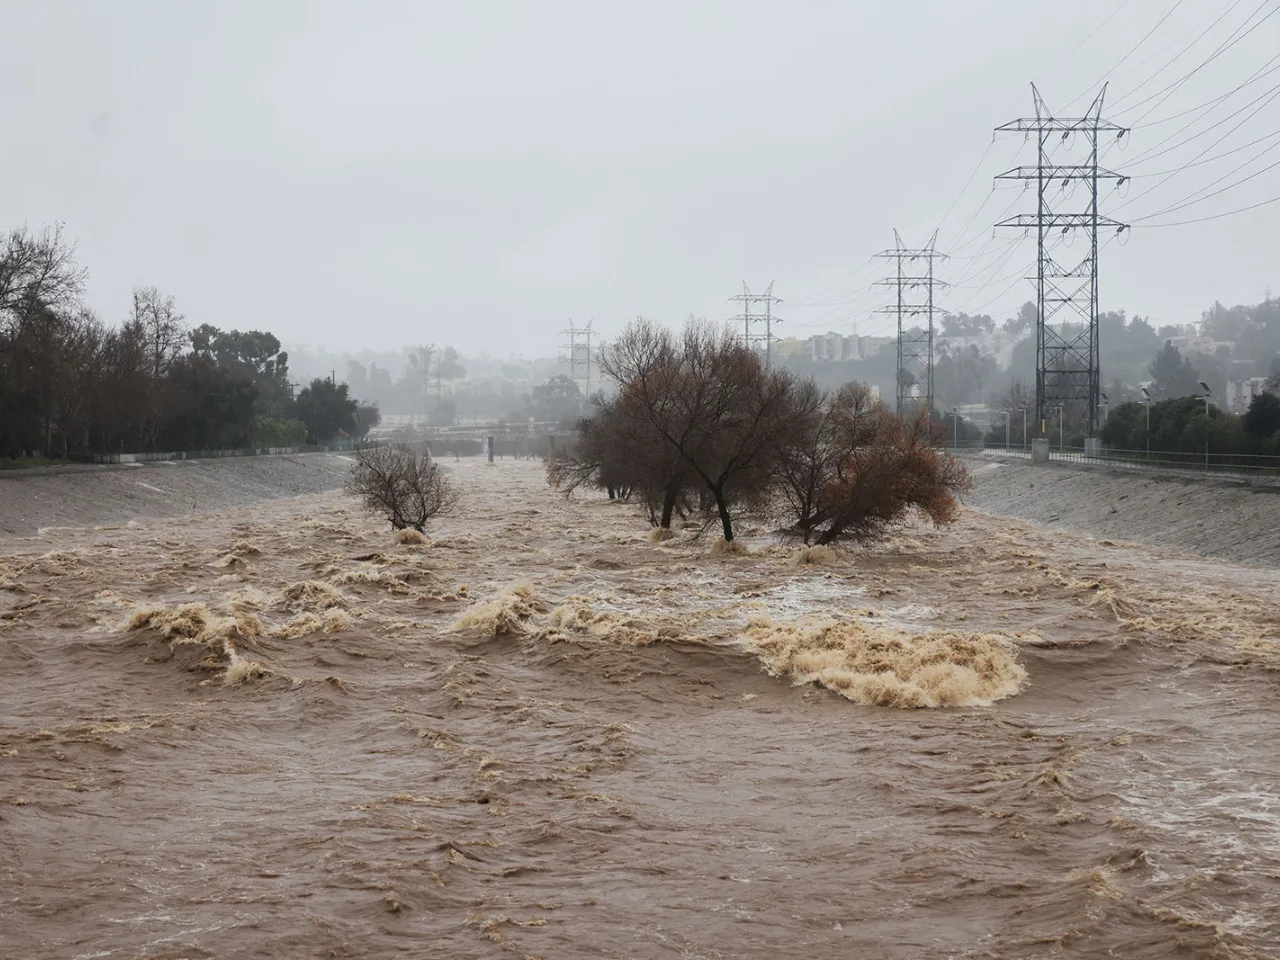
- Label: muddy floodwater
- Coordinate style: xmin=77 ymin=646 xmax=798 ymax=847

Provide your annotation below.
xmin=2 ymin=458 xmax=1278 ymax=959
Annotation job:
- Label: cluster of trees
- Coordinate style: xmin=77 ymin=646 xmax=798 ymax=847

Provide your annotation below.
xmin=0 ymin=225 xmax=373 ymax=458
xmin=976 ymin=341 xmax=1280 ymax=455
xmin=547 ymin=319 xmax=969 ymax=545
xmin=1201 ymin=298 xmax=1280 ymax=369
xmin=1101 ymin=392 xmax=1280 ymax=457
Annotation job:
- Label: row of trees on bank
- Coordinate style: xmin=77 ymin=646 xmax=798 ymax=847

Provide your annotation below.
xmin=1099 ymin=392 xmax=1280 ymax=457
xmin=547 ymin=319 xmax=969 ymax=544
xmin=975 ymin=343 xmax=1280 ymax=455
xmin=0 ymin=226 xmax=377 ymax=458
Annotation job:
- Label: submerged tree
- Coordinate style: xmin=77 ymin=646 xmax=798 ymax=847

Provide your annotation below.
xmin=345 ymin=444 xmax=457 ymax=533
xmin=773 ymin=385 xmax=969 ymax=545
xmin=555 ymin=317 xmax=969 ymax=547
xmin=598 ymin=319 xmax=803 ymax=541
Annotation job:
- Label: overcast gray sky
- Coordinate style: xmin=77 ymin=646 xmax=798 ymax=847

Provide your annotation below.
xmin=2 ymin=0 xmax=1277 ymax=356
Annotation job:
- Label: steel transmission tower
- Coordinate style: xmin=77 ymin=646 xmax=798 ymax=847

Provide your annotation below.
xmin=560 ymin=320 xmax=593 ymax=397
xmin=875 ymin=230 xmax=948 ymax=415
xmin=995 ymin=83 xmax=1129 ymax=438
xmin=729 ymin=281 xmax=783 ymax=367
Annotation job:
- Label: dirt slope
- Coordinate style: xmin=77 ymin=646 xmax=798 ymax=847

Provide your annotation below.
xmin=0 ymin=453 xmax=353 ymax=536
xmin=964 ymin=455 xmax=1280 ymax=565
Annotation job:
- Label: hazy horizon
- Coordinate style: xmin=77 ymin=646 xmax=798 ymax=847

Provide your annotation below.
xmin=2 ymin=0 xmax=1277 ymax=356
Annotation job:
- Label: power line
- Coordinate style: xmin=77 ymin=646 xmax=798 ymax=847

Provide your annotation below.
xmin=960 ymin=234 xmax=1113 ymax=318
xmin=1063 ymin=0 xmax=1188 ymax=111
xmin=1131 ymin=151 xmax=1280 ymax=220
xmin=1037 ymin=0 xmax=1139 ymax=82
xmin=1109 ymin=0 xmax=1256 ymax=113
xmin=1129 ymin=77 xmax=1280 ymax=165
xmin=1115 ymin=80 xmax=1280 ymax=209
xmin=1114 ymin=0 xmax=1248 ymax=95
xmin=951 ymin=249 xmax=1034 ymax=294
xmin=932 ymin=139 xmax=996 ymax=239
xmin=786 ymin=255 xmax=878 ymax=307
xmin=1133 ymin=52 xmax=1280 ymax=129
xmin=948 ymin=242 xmax=1025 ymax=305
xmin=947 ymin=193 xmax=1035 ymax=287
xmin=946 ymin=139 xmax=1071 ymax=257
xmin=1131 ymin=191 xmax=1280 ymax=225
xmin=1115 ymin=0 xmax=1276 ymax=122
xmin=1126 ymin=125 xmax=1280 ymax=176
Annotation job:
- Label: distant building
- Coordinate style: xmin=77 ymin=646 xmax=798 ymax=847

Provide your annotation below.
xmin=1226 ymin=377 xmax=1271 ymax=413
xmin=799 ymin=332 xmax=894 ymax=362
xmin=774 ymin=337 xmax=809 ymax=360
xmin=809 ymin=332 xmax=851 ymax=362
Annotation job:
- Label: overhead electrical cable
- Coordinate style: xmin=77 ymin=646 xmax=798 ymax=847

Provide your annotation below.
xmin=1131 ymin=152 xmax=1280 ymax=220
xmin=1109 ymin=0 xmax=1257 ymax=111
xmin=1118 ymin=76 xmax=1280 ymax=172
xmin=1062 ymin=0 xmax=1189 ymax=111
xmin=1118 ymin=1 xmax=1280 ymax=123
xmin=1130 ymin=191 xmax=1280 ymax=225
xmin=1037 ymin=0 xmax=1139 ymax=82
xmin=1130 ymin=52 xmax=1280 ymax=128
xmin=1127 ymin=126 xmax=1280 ymax=176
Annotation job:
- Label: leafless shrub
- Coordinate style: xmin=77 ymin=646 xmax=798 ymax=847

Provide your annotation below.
xmin=564 ymin=317 xmax=969 ymax=547
xmin=774 ymin=387 xmax=970 ymax=545
xmin=546 ymin=398 xmax=634 ymax=500
xmin=602 ymin=319 xmax=805 ymax=541
xmin=345 ymin=443 xmax=457 ymax=533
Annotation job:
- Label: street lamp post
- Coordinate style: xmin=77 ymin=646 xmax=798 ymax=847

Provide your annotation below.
xmin=1022 ymin=407 xmax=1027 ymax=454
xmin=951 ymin=407 xmax=959 ymax=450
xmin=1140 ymin=386 xmax=1151 ymax=462
xmin=1057 ymin=405 xmax=1065 ymax=455
xmin=1004 ymin=409 xmax=1010 ymax=451
xmin=1200 ymin=380 xmax=1212 ymax=471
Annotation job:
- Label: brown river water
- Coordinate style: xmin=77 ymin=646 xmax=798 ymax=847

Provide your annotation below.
xmin=2 ymin=458 xmax=1278 ymax=959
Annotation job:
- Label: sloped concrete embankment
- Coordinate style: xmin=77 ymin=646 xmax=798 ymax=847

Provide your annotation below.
xmin=0 ymin=453 xmax=353 ymax=537
xmin=964 ymin=456 xmax=1280 ymax=566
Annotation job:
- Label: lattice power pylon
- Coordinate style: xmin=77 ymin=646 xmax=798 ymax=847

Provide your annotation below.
xmin=560 ymin=319 xmax=594 ymax=397
xmin=995 ymin=83 xmax=1129 ymax=437
xmin=729 ymin=281 xmax=783 ymax=368
xmin=875 ymin=230 xmax=948 ymax=415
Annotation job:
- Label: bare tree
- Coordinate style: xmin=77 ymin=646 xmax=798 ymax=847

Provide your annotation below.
xmin=599 ymin=318 xmax=804 ymax=542
xmin=547 ymin=397 xmax=630 ymax=499
xmin=345 ymin=443 xmax=458 ymax=533
xmin=131 ymin=286 xmax=187 ymax=378
xmin=769 ymin=378 xmax=845 ymax=544
xmin=661 ymin=321 xmax=801 ymax=541
xmin=597 ymin=319 xmax=698 ymax=529
xmin=0 ymin=225 xmax=86 ymax=327
xmin=51 ymin=309 xmax=107 ymax=455
xmin=996 ymin=379 xmax=1032 ymax=416
xmin=775 ymin=392 xmax=970 ymax=545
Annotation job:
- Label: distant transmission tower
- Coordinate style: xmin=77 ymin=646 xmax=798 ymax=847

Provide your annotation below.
xmin=560 ymin=319 xmax=593 ymax=396
xmin=729 ymin=281 xmax=783 ymax=367
xmin=995 ymin=83 xmax=1129 ymax=438
xmin=875 ymin=231 xmax=948 ymax=415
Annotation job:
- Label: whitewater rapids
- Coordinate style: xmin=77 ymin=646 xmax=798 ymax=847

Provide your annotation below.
xmin=1 ymin=458 xmax=1278 ymax=958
